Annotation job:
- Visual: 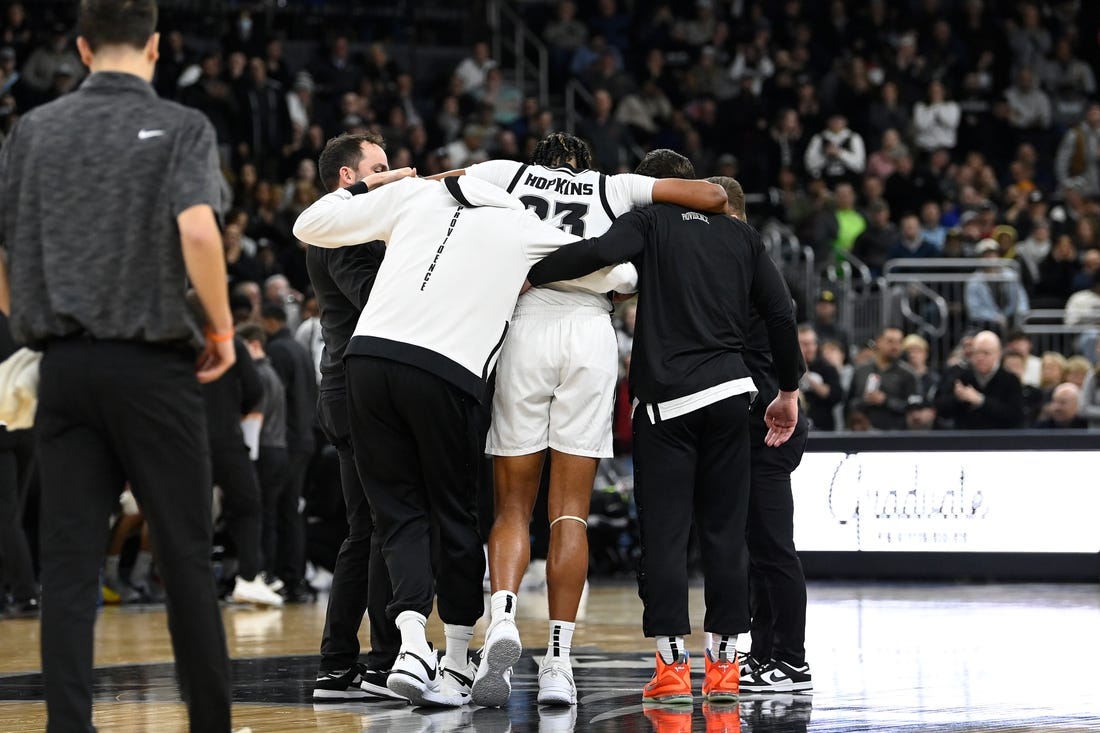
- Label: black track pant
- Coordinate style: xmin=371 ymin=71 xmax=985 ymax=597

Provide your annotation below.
xmin=633 ymin=395 xmax=752 ymax=637
xmin=318 ymin=388 xmax=399 ymax=672
xmin=35 ymin=340 xmax=230 ymax=733
xmin=210 ymin=441 xmax=262 ymax=581
xmin=346 ymin=356 xmax=484 ymax=626
xmin=0 ymin=427 xmax=36 ymax=602
xmin=747 ymin=424 xmax=809 ymax=666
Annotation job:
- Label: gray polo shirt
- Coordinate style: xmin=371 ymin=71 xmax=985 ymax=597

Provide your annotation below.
xmin=0 ymin=71 xmax=224 ymax=348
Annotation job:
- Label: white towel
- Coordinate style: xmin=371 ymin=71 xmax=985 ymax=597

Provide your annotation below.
xmin=0 ymin=347 xmax=43 ymax=430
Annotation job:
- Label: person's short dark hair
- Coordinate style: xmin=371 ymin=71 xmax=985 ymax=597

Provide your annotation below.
xmin=260 ymin=302 xmax=287 ymax=324
xmin=530 ymin=132 xmax=593 ymax=170
xmin=634 ymin=149 xmax=695 ymax=180
xmin=236 ymin=322 xmax=266 ymax=345
xmin=1004 ymin=330 xmax=1030 ymax=344
xmin=318 ymin=132 xmax=386 ymax=192
xmin=906 ymin=394 xmax=934 ymax=411
xmin=79 ymin=0 xmax=158 ymax=52
xmin=705 ymin=176 xmax=744 ymax=218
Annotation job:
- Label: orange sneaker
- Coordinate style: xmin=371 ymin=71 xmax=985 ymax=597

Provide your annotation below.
xmin=642 ymin=652 xmax=693 ymax=705
xmin=643 ymin=704 xmax=693 ymax=733
xmin=702 ymin=701 xmax=742 ymax=733
xmin=702 ymin=649 xmax=739 ymax=702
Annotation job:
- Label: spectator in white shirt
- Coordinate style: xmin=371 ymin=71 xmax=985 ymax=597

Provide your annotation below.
xmin=912 ymin=80 xmax=960 ymax=153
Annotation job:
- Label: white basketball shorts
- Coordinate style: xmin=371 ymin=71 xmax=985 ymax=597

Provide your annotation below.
xmin=487 ymin=307 xmax=619 ymax=459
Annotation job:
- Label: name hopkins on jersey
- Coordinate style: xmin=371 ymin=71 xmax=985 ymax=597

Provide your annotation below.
xmin=523 ymin=173 xmax=595 ymax=196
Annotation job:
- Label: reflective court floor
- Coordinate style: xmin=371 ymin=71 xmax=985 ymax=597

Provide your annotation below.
xmin=1 ymin=582 xmax=1099 ymax=732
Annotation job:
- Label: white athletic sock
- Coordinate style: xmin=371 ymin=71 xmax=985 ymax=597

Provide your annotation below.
xmin=656 ymin=635 xmax=685 ymax=664
xmin=490 ymin=590 xmax=518 ymax=623
xmin=444 ymin=623 xmax=474 ymax=668
xmin=395 ymin=610 xmax=432 ymax=657
xmin=130 ymin=551 xmax=152 ymax=587
xmin=546 ymin=620 xmax=575 ymax=664
xmin=706 ymin=632 xmax=737 ymax=663
xmin=104 ymin=555 xmax=121 ymax=584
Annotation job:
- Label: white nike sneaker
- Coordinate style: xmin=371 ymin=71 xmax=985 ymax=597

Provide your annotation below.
xmin=471 ymin=618 xmax=522 ymax=707
xmin=537 ymin=658 xmax=577 ymax=706
xmin=231 ymin=575 xmax=285 ymax=607
xmin=388 ymin=643 xmax=463 ymax=706
xmin=421 ymin=650 xmax=478 ymax=707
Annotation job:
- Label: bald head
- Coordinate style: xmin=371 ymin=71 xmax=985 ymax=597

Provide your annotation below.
xmin=970 ymin=330 xmax=1002 ymax=376
xmin=1049 ymin=382 xmax=1081 ymax=424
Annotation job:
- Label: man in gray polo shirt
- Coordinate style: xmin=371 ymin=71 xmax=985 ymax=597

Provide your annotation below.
xmin=0 ymin=1 xmax=235 ymax=731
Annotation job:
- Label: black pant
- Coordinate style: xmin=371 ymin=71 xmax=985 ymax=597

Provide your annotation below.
xmin=0 ymin=427 xmax=36 ymax=602
xmin=210 ymin=441 xmax=262 ymax=581
xmin=633 ymin=395 xmax=752 ymax=637
xmin=747 ymin=424 xmax=809 ymax=666
xmin=35 ymin=340 xmax=230 ymax=733
xmin=317 ymin=388 xmax=399 ymax=672
xmin=256 ymin=445 xmax=290 ymax=580
xmin=346 ymin=356 xmax=484 ymax=626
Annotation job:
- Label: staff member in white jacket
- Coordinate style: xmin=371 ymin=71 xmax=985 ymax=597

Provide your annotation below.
xmin=293 ymin=173 xmax=586 ymax=708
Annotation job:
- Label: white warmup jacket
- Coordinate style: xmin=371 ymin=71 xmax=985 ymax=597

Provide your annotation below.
xmin=293 ymin=175 xmax=586 ymax=400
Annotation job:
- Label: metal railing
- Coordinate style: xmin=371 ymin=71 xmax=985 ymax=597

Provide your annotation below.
xmin=1020 ymin=309 xmax=1100 ymax=360
xmin=486 ymin=0 xmax=549 ymax=108
xmin=760 ymin=220 xmax=816 ymax=316
xmin=881 ymin=258 xmax=1026 ymax=369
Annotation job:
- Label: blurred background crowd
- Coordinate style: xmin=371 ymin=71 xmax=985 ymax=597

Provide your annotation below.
xmin=4 ymin=0 xmax=1100 ymax=607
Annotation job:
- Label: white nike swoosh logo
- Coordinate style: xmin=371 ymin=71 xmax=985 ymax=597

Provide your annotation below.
xmin=137 ymin=129 xmax=165 ymax=140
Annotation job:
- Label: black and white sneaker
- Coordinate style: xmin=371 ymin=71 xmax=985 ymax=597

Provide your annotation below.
xmin=388 ymin=644 xmax=465 ymax=707
xmin=314 ymin=664 xmax=373 ymax=702
xmin=740 ymin=659 xmax=812 ymax=693
xmin=361 ymin=667 xmax=407 ymax=701
xmin=422 ymin=650 xmax=479 ymax=706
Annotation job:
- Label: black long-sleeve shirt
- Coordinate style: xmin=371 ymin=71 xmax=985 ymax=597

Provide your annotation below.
xmin=305 ymin=241 xmax=386 ymax=394
xmin=528 ymin=204 xmax=801 ymax=403
xmin=202 ymin=337 xmax=263 ymax=446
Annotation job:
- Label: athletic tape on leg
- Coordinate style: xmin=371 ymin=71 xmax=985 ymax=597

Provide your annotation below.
xmin=549 ymin=515 xmax=588 ymax=529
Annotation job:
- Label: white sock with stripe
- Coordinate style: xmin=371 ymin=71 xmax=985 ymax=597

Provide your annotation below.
xmin=546 ymin=620 xmax=575 ymax=664
xmin=490 ymin=590 xmax=517 ymax=623
xmin=706 ymin=632 xmax=737 ymax=663
xmin=656 ymin=635 xmax=685 ymax=664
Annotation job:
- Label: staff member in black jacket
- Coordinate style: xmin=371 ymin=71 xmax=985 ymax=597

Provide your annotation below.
xmin=526 ymin=150 xmax=801 ymax=706
xmin=200 ymin=329 xmax=284 ymax=607
xmin=706 ymin=176 xmax=813 ymax=694
xmin=260 ymin=302 xmax=317 ymax=601
xmin=308 ymin=132 xmax=404 ymax=702
xmin=0 ymin=1 xmax=235 ymax=729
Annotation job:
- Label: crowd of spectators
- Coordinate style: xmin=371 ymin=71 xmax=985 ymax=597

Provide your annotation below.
xmin=5 ymin=1 xmax=1100 ymax=610
xmin=5 ymin=0 xmax=1100 ymax=444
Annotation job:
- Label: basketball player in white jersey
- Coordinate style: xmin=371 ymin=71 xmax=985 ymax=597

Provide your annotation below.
xmin=435 ymin=133 xmax=727 ymax=706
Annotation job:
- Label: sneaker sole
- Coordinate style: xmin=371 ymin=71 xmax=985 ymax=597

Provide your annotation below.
xmin=740 ymin=680 xmax=812 ymax=694
xmin=537 ymin=687 xmax=577 ymax=706
xmin=642 ymin=696 xmax=694 ymax=706
xmin=704 ymin=690 xmax=740 ymax=702
xmin=312 ymin=688 xmax=373 ymax=702
xmin=360 ymin=680 xmax=407 ymax=701
xmin=418 ymin=687 xmax=470 ymax=707
xmin=387 ymin=674 xmax=431 ymax=706
xmin=471 ymin=637 xmax=521 ymax=707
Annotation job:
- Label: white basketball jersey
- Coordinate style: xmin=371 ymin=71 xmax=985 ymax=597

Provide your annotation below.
xmin=465 ymin=160 xmax=655 ymax=309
